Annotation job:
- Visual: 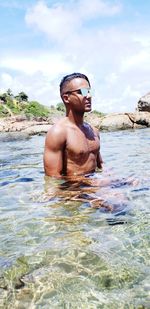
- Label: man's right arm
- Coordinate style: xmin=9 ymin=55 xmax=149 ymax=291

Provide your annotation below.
xmin=43 ymin=125 xmax=66 ymax=177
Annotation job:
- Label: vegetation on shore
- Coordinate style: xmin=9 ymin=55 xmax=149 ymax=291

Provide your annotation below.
xmin=0 ymin=89 xmax=104 ymax=119
xmin=0 ymin=89 xmax=69 ymax=119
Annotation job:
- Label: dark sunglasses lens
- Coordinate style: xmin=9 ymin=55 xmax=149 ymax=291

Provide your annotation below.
xmin=76 ymin=89 xmax=82 ymax=95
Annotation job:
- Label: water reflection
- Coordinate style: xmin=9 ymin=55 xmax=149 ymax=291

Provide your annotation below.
xmin=43 ymin=173 xmax=133 ymax=217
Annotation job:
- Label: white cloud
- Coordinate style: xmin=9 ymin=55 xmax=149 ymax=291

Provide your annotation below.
xmin=104 ymin=72 xmax=119 ymax=85
xmin=134 ymin=35 xmax=150 ymax=48
xmin=25 ymin=1 xmax=80 ymax=42
xmin=1 ymin=73 xmax=13 ymax=85
xmin=122 ymin=85 xmax=141 ymax=99
xmin=121 ymin=50 xmax=150 ymax=72
xmin=0 ymin=70 xmax=61 ymax=105
xmin=0 ymin=72 xmax=25 ymax=95
xmin=78 ymin=0 xmax=122 ymax=19
xmin=25 ymin=0 xmax=122 ymax=42
xmin=0 ymin=53 xmax=72 ymax=76
xmin=1 ymin=0 xmax=150 ymax=112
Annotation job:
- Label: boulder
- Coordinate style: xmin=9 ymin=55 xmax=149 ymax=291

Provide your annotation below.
xmin=0 ymin=111 xmax=150 ymax=135
xmin=137 ymin=93 xmax=150 ymax=112
xmin=127 ymin=112 xmax=150 ymax=127
xmin=99 ymin=113 xmax=133 ymax=131
xmin=85 ymin=112 xmax=102 ymax=128
xmin=23 ymin=124 xmax=51 ymax=135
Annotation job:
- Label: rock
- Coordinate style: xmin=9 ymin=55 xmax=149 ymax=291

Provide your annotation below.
xmin=127 ymin=112 xmax=150 ymax=127
xmin=0 ymin=117 xmax=52 ymax=134
xmin=14 ymin=115 xmax=28 ymax=122
xmin=23 ymin=124 xmax=51 ymax=135
xmin=85 ymin=112 xmax=102 ymax=128
xmin=0 ymin=112 xmax=150 ymax=135
xmin=33 ymin=116 xmax=48 ymax=122
xmin=137 ymin=93 xmax=150 ymax=112
xmin=99 ymin=113 xmax=133 ymax=131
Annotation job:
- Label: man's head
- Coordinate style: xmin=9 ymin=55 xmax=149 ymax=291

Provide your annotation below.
xmin=60 ymin=72 xmax=90 ymax=95
xmin=60 ymin=72 xmax=92 ymax=113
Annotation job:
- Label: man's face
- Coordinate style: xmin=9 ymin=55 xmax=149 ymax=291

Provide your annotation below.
xmin=62 ymin=78 xmax=92 ymax=113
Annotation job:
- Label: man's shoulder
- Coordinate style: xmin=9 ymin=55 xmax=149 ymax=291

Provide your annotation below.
xmin=48 ymin=118 xmax=67 ymax=131
xmin=45 ymin=118 xmax=67 ymax=148
xmin=46 ymin=118 xmax=68 ymax=138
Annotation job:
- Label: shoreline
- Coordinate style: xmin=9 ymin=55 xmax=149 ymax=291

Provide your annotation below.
xmin=0 ymin=112 xmax=150 ymax=138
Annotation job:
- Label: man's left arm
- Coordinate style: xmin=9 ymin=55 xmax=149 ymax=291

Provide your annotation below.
xmin=95 ymin=128 xmax=103 ymax=169
xmin=97 ymin=152 xmax=103 ymax=169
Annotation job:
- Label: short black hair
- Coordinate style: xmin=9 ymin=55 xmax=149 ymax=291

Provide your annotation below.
xmin=60 ymin=72 xmax=90 ymax=94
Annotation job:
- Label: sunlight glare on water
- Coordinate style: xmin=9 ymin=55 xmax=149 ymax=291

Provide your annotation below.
xmin=0 ymin=128 xmax=150 ymax=308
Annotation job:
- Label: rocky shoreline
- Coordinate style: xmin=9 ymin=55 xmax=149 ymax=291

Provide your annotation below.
xmin=0 ymin=111 xmax=150 ymax=140
xmin=98 ymin=112 xmax=150 ymax=131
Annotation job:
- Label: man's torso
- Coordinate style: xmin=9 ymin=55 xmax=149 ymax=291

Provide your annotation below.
xmin=61 ymin=120 xmax=100 ymax=175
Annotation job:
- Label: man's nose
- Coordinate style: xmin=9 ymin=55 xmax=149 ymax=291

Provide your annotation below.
xmin=87 ymin=91 xmax=92 ymax=98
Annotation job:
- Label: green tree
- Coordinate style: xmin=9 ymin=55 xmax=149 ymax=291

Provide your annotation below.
xmin=56 ymin=102 xmax=65 ymax=112
xmin=92 ymin=110 xmax=105 ymax=117
xmin=15 ymin=91 xmax=28 ymax=102
xmin=0 ymin=93 xmax=7 ymax=103
xmin=24 ymin=101 xmax=50 ymax=117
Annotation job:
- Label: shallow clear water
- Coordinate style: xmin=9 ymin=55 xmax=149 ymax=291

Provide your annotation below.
xmin=0 ymin=128 xmax=150 ymax=308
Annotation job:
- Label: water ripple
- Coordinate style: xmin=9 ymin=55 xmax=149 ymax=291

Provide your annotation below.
xmin=0 ymin=130 xmax=150 ymax=307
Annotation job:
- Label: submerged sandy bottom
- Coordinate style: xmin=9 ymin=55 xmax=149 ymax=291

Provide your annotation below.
xmin=0 ymin=129 xmax=150 ymax=308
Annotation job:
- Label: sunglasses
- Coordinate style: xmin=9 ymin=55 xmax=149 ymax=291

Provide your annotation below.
xmin=64 ymin=87 xmax=92 ymax=97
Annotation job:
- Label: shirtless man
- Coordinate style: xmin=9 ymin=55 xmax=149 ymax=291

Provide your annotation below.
xmin=44 ymin=72 xmax=103 ymax=178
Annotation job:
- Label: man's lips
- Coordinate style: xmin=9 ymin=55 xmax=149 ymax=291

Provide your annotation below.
xmin=85 ymin=101 xmax=91 ymax=107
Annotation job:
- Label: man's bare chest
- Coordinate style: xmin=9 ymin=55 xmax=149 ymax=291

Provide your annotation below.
xmin=65 ymin=126 xmax=100 ymax=158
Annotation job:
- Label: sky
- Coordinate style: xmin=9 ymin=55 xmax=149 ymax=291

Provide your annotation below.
xmin=0 ymin=0 xmax=150 ymax=113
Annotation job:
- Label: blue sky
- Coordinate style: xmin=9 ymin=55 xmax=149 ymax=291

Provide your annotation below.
xmin=0 ymin=0 xmax=150 ymax=112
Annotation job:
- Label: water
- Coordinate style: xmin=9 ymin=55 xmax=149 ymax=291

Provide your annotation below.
xmin=0 ymin=128 xmax=150 ymax=308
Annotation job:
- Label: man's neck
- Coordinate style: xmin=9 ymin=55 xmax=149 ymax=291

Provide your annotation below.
xmin=66 ymin=110 xmax=84 ymax=126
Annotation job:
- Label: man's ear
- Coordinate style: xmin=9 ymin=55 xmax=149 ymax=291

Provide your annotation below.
xmin=62 ymin=94 xmax=69 ymax=105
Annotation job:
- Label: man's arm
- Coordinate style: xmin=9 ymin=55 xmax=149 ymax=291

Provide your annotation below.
xmin=94 ymin=128 xmax=103 ymax=169
xmin=43 ymin=125 xmax=66 ymax=177
xmin=97 ymin=152 xmax=103 ymax=169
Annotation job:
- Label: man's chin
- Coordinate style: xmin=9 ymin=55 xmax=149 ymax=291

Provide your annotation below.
xmin=85 ymin=107 xmax=92 ymax=112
